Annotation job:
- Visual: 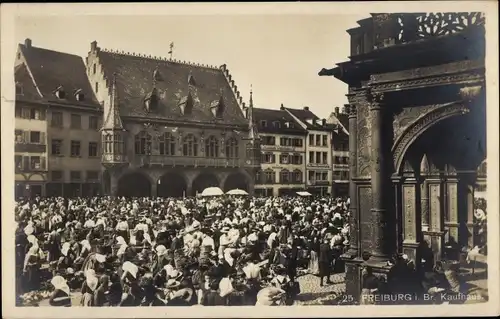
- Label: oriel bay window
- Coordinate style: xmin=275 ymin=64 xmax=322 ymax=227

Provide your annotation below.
xmin=183 ymin=134 xmax=198 ymax=156
xmin=225 ymin=138 xmax=239 ymax=159
xmin=205 ymin=136 xmax=219 ymax=158
xmin=135 ymin=131 xmax=152 ymax=155
xmin=159 ymin=132 xmax=176 ymax=155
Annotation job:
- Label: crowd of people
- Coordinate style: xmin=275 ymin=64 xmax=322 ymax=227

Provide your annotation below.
xmin=14 ymin=194 xmax=352 ymax=307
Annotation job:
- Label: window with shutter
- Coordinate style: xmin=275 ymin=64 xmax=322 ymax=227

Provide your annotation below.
xmin=22 ymin=108 xmax=30 ymax=119
xmin=40 ymin=157 xmax=46 ymax=169
xmin=271 ymin=154 xmax=276 ymax=163
xmin=22 ymin=156 xmax=29 ymax=171
xmin=15 ymin=130 xmax=23 ymax=143
xmin=15 ymin=155 xmax=23 ymax=169
xmin=23 ymin=131 xmax=30 ymax=144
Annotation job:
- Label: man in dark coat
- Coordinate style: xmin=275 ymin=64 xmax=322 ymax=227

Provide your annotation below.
xmin=318 ymin=238 xmax=333 ymax=286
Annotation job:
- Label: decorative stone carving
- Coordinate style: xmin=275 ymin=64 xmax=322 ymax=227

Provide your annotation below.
xmin=393 ymin=105 xmax=436 ymax=142
xmin=356 ymin=95 xmax=372 ymax=177
xmin=403 ymin=184 xmax=416 ymax=241
xmin=371 ymin=72 xmax=484 ymax=92
xmin=420 ymin=154 xmax=430 ymax=174
xmin=397 ymin=13 xmax=485 ymax=42
xmin=359 ymin=186 xmax=373 ymax=253
xmin=429 ymin=183 xmax=441 ymax=231
xmin=392 ymin=102 xmax=470 ymax=174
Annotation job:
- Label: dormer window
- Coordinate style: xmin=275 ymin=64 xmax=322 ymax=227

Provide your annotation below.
xmin=179 ymin=93 xmax=194 ymax=115
xmin=15 ymin=82 xmax=23 ymax=95
xmin=188 ymin=73 xmax=196 ymax=86
xmin=74 ymin=89 xmax=85 ymax=101
xmin=285 ymin=121 xmax=294 ymax=128
xmin=144 ymin=88 xmax=158 ymax=112
xmin=55 ymin=86 xmax=66 ymax=99
xmin=260 ymin=120 xmax=267 ymax=128
xmin=210 ymin=97 xmax=225 ymax=118
xmin=306 ymin=119 xmax=314 ymax=125
xmin=273 ymin=121 xmax=281 ymax=128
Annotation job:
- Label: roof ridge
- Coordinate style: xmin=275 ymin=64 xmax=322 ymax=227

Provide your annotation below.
xmin=100 ymin=47 xmax=220 ymax=70
xmin=19 ymin=43 xmax=82 ymax=58
xmin=17 ymin=46 xmax=44 ymax=98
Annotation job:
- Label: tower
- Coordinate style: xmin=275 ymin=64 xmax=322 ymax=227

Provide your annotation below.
xmin=100 ymin=73 xmax=127 ymax=195
xmin=243 ymin=86 xmax=261 ymax=168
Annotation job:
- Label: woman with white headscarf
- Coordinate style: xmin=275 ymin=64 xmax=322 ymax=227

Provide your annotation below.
xmin=49 ymin=275 xmax=71 ymax=307
xmin=23 ymin=243 xmax=44 ymax=292
xmin=81 ymin=269 xmax=99 ymax=306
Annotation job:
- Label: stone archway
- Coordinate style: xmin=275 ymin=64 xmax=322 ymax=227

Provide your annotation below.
xmin=192 ymin=172 xmax=219 ymax=195
xmin=157 ymin=172 xmax=188 ymax=198
xmin=223 ymin=172 xmax=249 ymax=192
xmin=396 ymin=110 xmax=486 ymax=262
xmin=117 ymin=172 xmax=152 ymax=198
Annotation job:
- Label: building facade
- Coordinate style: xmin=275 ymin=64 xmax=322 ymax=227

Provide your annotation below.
xmin=86 ymin=41 xmax=259 ymax=197
xmin=327 ymin=106 xmax=350 ymax=197
xmin=13 ymin=40 xmax=260 ymax=198
xmin=253 ymin=107 xmax=307 ymax=196
xmin=285 ymin=107 xmax=334 ymax=196
xmin=14 ymin=39 xmax=102 ymax=199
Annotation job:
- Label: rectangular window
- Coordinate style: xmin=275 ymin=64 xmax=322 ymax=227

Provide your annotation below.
xmin=322 ymin=135 xmax=328 ymax=147
xmin=315 ymin=135 xmax=321 ymax=146
xmin=280 ymin=154 xmax=289 ymax=164
xmin=322 ymin=172 xmax=328 ymax=181
xmin=89 ymin=116 xmax=98 ymax=130
xmin=15 ymin=107 xmax=22 ymax=118
xmin=87 ymin=171 xmax=99 ymax=181
xmin=70 ymin=140 xmax=81 ymax=157
xmin=51 ymin=170 xmax=63 ymax=181
xmin=323 ymin=152 xmax=328 ymax=164
xmin=51 ymin=111 xmax=63 ymax=127
xmin=333 ymin=171 xmax=341 ymax=180
xmin=30 ymin=108 xmax=41 ymax=120
xmin=265 ymin=171 xmax=275 ymax=183
xmin=308 ymin=170 xmax=314 ymax=181
xmin=70 ymin=171 xmax=81 ymax=181
xmin=316 ymin=152 xmax=321 ymax=164
xmin=15 ymin=155 xmax=23 ymax=169
xmin=21 ymin=107 xmax=30 ymax=119
xmin=30 ymin=156 xmax=41 ymax=169
xmin=309 ymin=151 xmax=314 ymax=164
xmin=309 ymin=135 xmax=314 ymax=146
xmin=260 ymin=120 xmax=267 ymax=128
xmin=15 ymin=130 xmax=24 ymax=143
xmin=95 ymin=82 xmax=99 ymax=93
xmin=30 ymin=131 xmax=41 ymax=144
xmin=292 ymin=138 xmax=303 ymax=147
xmin=88 ymin=142 xmax=98 ymax=157
xmin=51 ymin=139 xmax=63 ymax=156
xmin=71 ymin=114 xmax=81 ymax=129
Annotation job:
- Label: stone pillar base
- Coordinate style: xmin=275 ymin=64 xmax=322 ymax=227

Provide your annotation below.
xmin=423 ymin=230 xmax=444 ymax=262
xmin=344 ymin=258 xmax=364 ymax=303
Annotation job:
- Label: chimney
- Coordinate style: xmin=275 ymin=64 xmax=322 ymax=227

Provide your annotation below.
xmin=322 ymin=119 xmax=326 ymax=126
xmin=303 ymin=106 xmax=309 ymax=111
xmin=335 ymin=107 xmax=340 ymax=116
xmin=90 ymin=40 xmax=98 ymax=52
xmin=24 ymin=38 xmax=32 ymax=48
xmin=280 ymin=103 xmax=285 ymax=110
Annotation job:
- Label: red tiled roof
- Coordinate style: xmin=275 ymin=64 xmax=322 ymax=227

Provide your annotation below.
xmin=96 ymin=50 xmax=247 ymax=126
xmin=19 ymin=44 xmax=100 ymax=107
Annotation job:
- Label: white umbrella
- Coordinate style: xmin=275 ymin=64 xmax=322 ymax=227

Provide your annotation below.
xmin=226 ymin=188 xmax=249 ymax=196
xmin=296 ymin=191 xmax=312 ymax=197
xmin=200 ymin=187 xmax=224 ymax=197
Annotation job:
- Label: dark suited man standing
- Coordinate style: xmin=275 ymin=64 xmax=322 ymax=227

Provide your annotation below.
xmin=318 ymin=237 xmax=333 ymax=286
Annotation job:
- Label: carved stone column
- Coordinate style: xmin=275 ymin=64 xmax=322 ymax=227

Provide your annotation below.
xmin=368 ymin=91 xmax=391 ymax=260
xmin=427 ymin=170 xmax=444 ymax=262
xmin=401 ymin=161 xmax=420 ymax=262
xmin=444 ymin=164 xmax=459 ymax=249
xmin=344 ymin=103 xmax=359 ymax=258
xmin=466 ymin=182 xmax=475 ymax=248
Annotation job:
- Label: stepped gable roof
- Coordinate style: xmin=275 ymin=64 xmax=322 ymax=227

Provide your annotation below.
xmin=285 ymin=107 xmax=332 ymax=131
xmin=14 ymin=64 xmax=43 ymax=102
xmin=96 ymin=49 xmax=247 ymax=125
xmin=253 ymin=107 xmax=307 ymax=135
xmin=18 ymin=43 xmax=100 ymax=108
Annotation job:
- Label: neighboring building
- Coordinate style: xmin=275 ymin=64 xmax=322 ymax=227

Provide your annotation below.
xmin=252 ymin=106 xmax=307 ymax=196
xmin=14 ymin=39 xmax=102 ymax=199
xmin=327 ymin=106 xmax=350 ymax=197
xmin=475 ymin=159 xmax=487 ymax=197
xmin=86 ymin=41 xmax=259 ymax=197
xmin=284 ymin=106 xmax=334 ymax=196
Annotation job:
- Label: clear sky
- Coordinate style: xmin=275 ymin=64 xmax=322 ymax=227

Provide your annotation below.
xmin=14 ymin=12 xmax=365 ymax=118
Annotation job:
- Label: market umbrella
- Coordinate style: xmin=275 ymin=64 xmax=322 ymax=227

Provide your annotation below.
xmin=296 ymin=191 xmax=312 ymax=197
xmin=226 ymin=189 xmax=249 ymax=196
xmin=200 ymin=187 xmax=224 ymax=197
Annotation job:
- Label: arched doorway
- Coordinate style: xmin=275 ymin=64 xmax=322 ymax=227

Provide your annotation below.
xmin=117 ymin=172 xmax=151 ymax=198
xmin=192 ymin=173 xmax=219 ymax=195
xmin=157 ymin=172 xmax=187 ymax=198
xmin=223 ymin=172 xmax=249 ymax=192
xmin=398 ymin=107 xmax=486 ymax=260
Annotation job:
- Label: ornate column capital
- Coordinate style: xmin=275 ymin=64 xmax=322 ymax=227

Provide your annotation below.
xmin=459 ymin=85 xmax=484 ymax=103
xmin=345 ymin=104 xmax=358 ymax=118
xmin=367 ymin=90 xmax=385 ymax=111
